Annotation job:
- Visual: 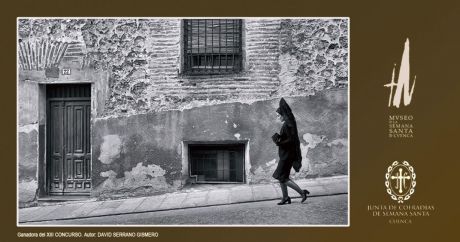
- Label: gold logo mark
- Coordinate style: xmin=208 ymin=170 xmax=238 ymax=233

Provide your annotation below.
xmin=384 ymin=38 xmax=416 ymax=108
xmin=385 ymin=161 xmax=416 ymax=203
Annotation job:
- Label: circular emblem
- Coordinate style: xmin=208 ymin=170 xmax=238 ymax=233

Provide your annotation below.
xmin=385 ymin=161 xmax=416 ymax=203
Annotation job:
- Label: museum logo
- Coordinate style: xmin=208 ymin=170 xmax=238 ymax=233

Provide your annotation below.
xmin=384 ymin=38 xmax=416 ymax=108
xmin=385 ymin=38 xmax=416 ymax=139
xmin=385 ymin=161 xmax=416 ymax=203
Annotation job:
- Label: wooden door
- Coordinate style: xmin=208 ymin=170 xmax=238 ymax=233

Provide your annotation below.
xmin=47 ymin=84 xmax=91 ymax=195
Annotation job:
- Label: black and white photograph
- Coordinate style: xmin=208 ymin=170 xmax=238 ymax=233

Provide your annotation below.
xmin=17 ymin=17 xmax=349 ymax=226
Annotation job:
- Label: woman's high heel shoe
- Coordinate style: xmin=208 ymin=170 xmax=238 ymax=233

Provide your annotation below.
xmin=277 ymin=197 xmax=291 ymax=205
xmin=301 ymin=190 xmax=310 ymax=203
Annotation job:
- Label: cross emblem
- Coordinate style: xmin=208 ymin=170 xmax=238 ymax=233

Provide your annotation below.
xmin=391 ymin=168 xmax=411 ymax=194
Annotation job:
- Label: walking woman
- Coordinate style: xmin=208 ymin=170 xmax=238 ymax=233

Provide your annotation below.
xmin=272 ymin=98 xmax=310 ymax=205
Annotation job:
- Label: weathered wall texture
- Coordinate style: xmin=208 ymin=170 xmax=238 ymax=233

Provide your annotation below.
xmin=17 ymin=18 xmax=348 ymax=203
xmin=92 ymin=90 xmax=347 ymax=197
xmin=18 ymin=18 xmax=348 ymax=117
xmin=277 ymin=19 xmax=348 ymax=96
xmin=18 ymin=80 xmax=39 ymax=206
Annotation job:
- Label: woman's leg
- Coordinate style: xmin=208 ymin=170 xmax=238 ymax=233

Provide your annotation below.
xmin=286 ymin=179 xmax=310 ymax=203
xmin=285 ymin=179 xmax=303 ymax=195
xmin=279 ymin=181 xmax=288 ymax=198
xmin=277 ymin=181 xmax=292 ymax=205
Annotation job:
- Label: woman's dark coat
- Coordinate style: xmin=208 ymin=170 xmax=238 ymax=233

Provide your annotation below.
xmin=272 ymin=98 xmax=302 ymax=182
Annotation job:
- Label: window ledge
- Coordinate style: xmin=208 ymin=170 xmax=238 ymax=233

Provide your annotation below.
xmin=179 ymin=71 xmax=248 ymax=80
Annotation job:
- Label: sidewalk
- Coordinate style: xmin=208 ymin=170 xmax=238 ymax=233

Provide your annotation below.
xmin=18 ymin=175 xmax=348 ymax=223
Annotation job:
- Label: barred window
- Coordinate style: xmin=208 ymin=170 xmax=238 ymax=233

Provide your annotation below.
xmin=183 ymin=19 xmax=243 ymax=75
xmin=189 ymin=144 xmax=245 ymax=183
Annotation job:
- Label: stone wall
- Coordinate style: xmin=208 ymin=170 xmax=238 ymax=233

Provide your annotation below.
xmin=278 ymin=19 xmax=348 ymax=95
xmin=92 ymin=90 xmax=347 ymax=199
xmin=18 ymin=18 xmax=348 ymax=117
xmin=18 ymin=80 xmax=39 ymax=206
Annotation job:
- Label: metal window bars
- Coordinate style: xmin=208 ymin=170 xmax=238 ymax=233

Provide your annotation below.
xmin=189 ymin=144 xmax=245 ymax=183
xmin=183 ymin=19 xmax=242 ymax=75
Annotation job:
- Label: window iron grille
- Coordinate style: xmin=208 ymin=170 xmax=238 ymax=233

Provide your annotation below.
xmin=183 ymin=19 xmax=243 ymax=75
xmin=189 ymin=144 xmax=245 ymax=183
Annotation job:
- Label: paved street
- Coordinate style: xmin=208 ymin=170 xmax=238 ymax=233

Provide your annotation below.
xmin=25 ymin=194 xmax=347 ymax=225
xmin=19 ymin=176 xmax=348 ymax=224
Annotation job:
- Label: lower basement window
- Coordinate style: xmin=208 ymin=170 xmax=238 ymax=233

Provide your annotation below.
xmin=189 ymin=144 xmax=245 ymax=183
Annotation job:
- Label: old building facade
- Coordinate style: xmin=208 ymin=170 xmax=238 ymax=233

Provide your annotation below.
xmin=17 ymin=18 xmax=348 ymax=207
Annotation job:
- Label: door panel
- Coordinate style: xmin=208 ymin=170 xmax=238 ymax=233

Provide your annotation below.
xmin=62 ymin=101 xmax=91 ymax=194
xmin=49 ymin=101 xmax=64 ymax=194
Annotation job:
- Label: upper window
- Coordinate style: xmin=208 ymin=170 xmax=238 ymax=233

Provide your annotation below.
xmin=183 ymin=19 xmax=243 ymax=75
